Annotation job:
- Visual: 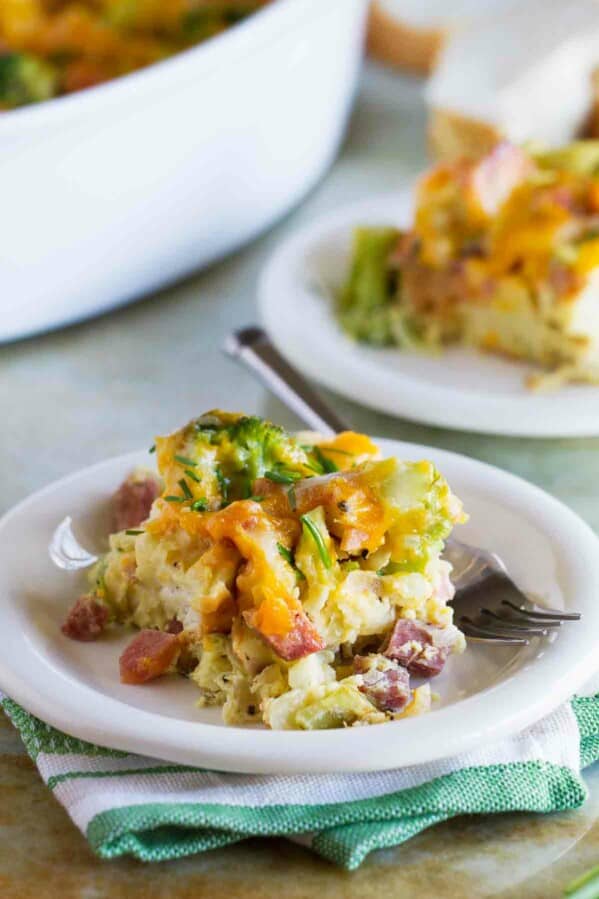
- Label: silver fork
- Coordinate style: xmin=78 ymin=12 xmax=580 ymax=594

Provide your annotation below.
xmin=224 ymin=326 xmax=581 ymax=646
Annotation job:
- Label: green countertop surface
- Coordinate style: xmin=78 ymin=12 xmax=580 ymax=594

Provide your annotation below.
xmin=1 ymin=63 xmax=598 ymax=898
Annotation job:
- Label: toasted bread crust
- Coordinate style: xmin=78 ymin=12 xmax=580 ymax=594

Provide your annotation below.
xmin=367 ymin=1 xmax=444 ymax=75
xmin=428 ymin=107 xmax=503 ymax=161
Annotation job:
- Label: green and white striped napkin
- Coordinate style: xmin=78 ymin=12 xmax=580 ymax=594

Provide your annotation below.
xmin=2 ymin=693 xmax=599 ymax=870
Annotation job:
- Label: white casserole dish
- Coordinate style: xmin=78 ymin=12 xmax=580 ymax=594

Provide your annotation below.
xmin=0 ymin=0 xmax=368 ymax=342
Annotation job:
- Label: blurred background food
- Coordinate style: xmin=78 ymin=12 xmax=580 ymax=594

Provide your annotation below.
xmin=0 ymin=0 xmax=367 ymax=343
xmin=0 ymin=0 xmax=270 ymax=108
xmin=368 ymin=0 xmax=599 ymax=161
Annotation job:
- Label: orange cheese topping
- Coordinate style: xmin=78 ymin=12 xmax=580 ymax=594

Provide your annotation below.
xmin=252 ymin=594 xmax=294 ymax=637
xmin=296 ymin=471 xmax=389 ymax=555
xmin=576 ymin=237 xmax=599 ymax=275
xmin=317 ymin=431 xmax=380 ymax=468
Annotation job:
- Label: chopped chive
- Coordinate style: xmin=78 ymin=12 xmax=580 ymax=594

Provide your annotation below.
xmin=277 ymin=542 xmax=306 ymax=581
xmin=264 ymin=469 xmax=300 ymax=485
xmin=215 ymin=466 xmax=229 ymax=502
xmin=247 ymin=495 xmax=264 ymax=502
xmin=318 ymin=447 xmax=353 ymax=456
xmin=149 ymin=444 xmax=156 ymax=454
xmin=125 ymin=529 xmax=144 ymax=536
xmin=185 ymin=468 xmax=201 ymax=483
xmin=303 ymin=460 xmax=324 ymax=475
xmin=178 ymin=478 xmax=193 ymax=500
xmin=314 ymin=446 xmax=338 ymax=473
xmin=287 ymin=484 xmax=297 ymax=510
xmin=277 ymin=543 xmax=294 ymax=565
xmin=174 ymin=454 xmax=197 ymax=467
xmin=164 ymin=495 xmax=185 ymax=503
xmin=300 ymin=514 xmax=332 ymax=569
xmin=191 ymin=498 xmax=209 ymax=512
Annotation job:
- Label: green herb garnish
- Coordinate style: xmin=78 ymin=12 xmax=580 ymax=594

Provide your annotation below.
xmin=314 ymin=446 xmax=338 ymax=474
xmin=174 ymin=454 xmax=197 ymax=467
xmin=264 ymin=469 xmax=301 ymax=485
xmin=164 ymin=495 xmax=186 ymax=503
xmin=277 ymin=542 xmax=306 ymax=581
xmin=185 ymin=468 xmax=201 ymax=483
xmin=178 ymin=478 xmax=193 ymax=500
xmin=191 ymin=498 xmax=209 ymax=512
xmin=287 ymin=484 xmax=297 ymax=510
xmin=149 ymin=444 xmax=156 ymax=454
xmin=318 ymin=447 xmax=353 ymax=456
xmin=125 ymin=529 xmax=144 ymax=536
xmin=277 ymin=543 xmax=294 ymax=564
xmin=300 ymin=514 xmax=332 ymax=569
xmin=247 ymin=495 xmax=264 ymax=502
xmin=215 ymin=466 xmax=229 ymax=503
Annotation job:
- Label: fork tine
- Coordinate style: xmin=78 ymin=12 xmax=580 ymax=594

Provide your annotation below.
xmin=49 ymin=516 xmax=98 ymax=571
xmin=502 ymin=599 xmax=581 ymax=622
xmin=465 ymin=614 xmax=547 ymax=638
xmin=481 ymin=608 xmax=561 ymax=632
xmin=460 ymin=619 xmax=529 ymax=645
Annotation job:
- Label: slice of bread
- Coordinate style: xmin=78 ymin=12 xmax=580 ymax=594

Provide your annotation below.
xmin=367 ymin=1 xmax=444 ymax=75
xmin=426 ymin=0 xmax=599 ymax=160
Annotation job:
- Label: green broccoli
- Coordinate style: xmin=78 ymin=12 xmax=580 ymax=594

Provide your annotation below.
xmin=0 ymin=53 xmax=58 ymax=109
xmin=533 ymin=141 xmax=599 ymax=176
xmin=337 ymin=226 xmax=401 ymax=345
xmin=182 ymin=4 xmax=262 ymax=38
xmin=186 ymin=411 xmax=331 ymax=505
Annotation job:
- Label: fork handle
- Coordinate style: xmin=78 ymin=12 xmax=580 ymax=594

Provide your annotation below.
xmin=223 ymin=326 xmax=350 ymax=437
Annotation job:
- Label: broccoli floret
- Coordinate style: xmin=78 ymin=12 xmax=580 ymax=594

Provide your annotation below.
xmin=337 ymin=227 xmax=401 ymax=345
xmin=190 ymin=411 xmax=329 ymax=502
xmin=0 ymin=53 xmax=57 ymax=109
xmin=182 ymin=3 xmax=262 ymax=38
xmin=157 ymin=411 xmax=339 ymax=509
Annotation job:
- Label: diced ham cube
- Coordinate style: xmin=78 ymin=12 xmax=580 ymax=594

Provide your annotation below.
xmin=384 ymin=619 xmax=448 ymax=678
xmin=470 ymin=143 xmax=532 ymax=216
xmin=112 ymin=471 xmax=161 ymax=532
xmin=61 ymin=595 xmax=109 ymax=642
xmin=354 ymin=655 xmax=411 ymax=713
xmin=119 ymin=629 xmax=180 ymax=685
xmin=245 ymin=609 xmax=326 ymax=661
xmin=165 ymin=617 xmax=184 ymax=635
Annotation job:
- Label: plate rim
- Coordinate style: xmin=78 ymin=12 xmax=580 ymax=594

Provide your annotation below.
xmin=258 ymin=190 xmax=599 ymax=437
xmin=0 ymin=442 xmax=598 ymax=773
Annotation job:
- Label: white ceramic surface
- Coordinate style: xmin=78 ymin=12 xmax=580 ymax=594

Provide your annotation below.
xmin=0 ymin=0 xmax=367 ymax=343
xmin=0 ymin=440 xmax=598 ymax=774
xmin=259 ymin=192 xmax=599 ymax=437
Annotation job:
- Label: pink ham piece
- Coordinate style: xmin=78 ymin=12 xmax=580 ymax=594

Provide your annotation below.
xmin=384 ymin=619 xmax=448 ymax=678
xmin=470 ymin=142 xmax=532 ymax=217
xmin=165 ymin=618 xmax=184 ymax=635
xmin=244 ymin=609 xmax=326 ymax=661
xmin=61 ymin=595 xmax=109 ymax=641
xmin=354 ymin=655 xmax=411 ymax=713
xmin=112 ymin=471 xmax=161 ymax=532
xmin=119 ymin=629 xmax=180 ymax=685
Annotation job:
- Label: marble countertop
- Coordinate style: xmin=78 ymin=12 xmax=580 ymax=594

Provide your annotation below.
xmin=1 ymin=63 xmax=598 ymax=898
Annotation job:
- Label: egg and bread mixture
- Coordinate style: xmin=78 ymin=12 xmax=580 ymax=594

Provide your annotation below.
xmin=64 ymin=411 xmax=466 ymax=730
xmin=0 ymin=0 xmax=269 ymax=109
xmin=339 ymin=141 xmax=599 ymax=390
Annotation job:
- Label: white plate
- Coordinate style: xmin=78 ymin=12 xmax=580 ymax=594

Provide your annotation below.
xmin=1 ymin=441 xmax=598 ymax=774
xmin=259 ymin=192 xmax=599 ymax=436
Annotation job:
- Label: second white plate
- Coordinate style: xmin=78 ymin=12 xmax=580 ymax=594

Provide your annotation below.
xmin=259 ymin=192 xmax=599 ymax=436
xmin=0 ymin=440 xmax=598 ymax=773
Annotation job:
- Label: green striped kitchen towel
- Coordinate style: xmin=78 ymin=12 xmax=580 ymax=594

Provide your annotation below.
xmin=2 ymin=693 xmax=599 ymax=870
